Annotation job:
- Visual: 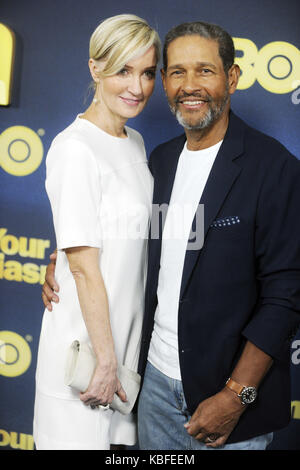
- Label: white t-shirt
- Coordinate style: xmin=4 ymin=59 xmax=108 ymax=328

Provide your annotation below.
xmin=148 ymin=140 xmax=222 ymax=380
xmin=34 ymin=116 xmax=153 ymax=447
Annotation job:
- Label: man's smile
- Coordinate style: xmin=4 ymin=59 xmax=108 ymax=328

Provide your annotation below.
xmin=174 ymin=94 xmax=211 ymax=111
xmin=178 ymin=99 xmax=208 ymax=110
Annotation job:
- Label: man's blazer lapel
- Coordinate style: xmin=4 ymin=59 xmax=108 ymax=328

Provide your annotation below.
xmin=147 ymin=134 xmax=186 ymax=299
xmin=179 ymin=112 xmax=245 ymax=299
xmin=153 ymin=134 xmax=186 ymax=206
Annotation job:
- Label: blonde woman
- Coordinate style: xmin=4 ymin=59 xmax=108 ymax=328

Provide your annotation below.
xmin=33 ymin=14 xmax=161 ymax=450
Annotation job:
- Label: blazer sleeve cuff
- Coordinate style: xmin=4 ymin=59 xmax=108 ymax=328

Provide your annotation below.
xmin=242 ymin=303 xmax=300 ymax=362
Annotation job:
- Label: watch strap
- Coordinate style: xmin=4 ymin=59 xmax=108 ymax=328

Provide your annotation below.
xmin=226 ymin=377 xmax=245 ymax=396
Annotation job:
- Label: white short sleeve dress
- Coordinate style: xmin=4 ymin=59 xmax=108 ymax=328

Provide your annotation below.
xmin=33 ymin=116 xmax=153 ymax=450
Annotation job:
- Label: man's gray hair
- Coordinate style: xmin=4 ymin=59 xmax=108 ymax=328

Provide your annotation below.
xmin=163 ymin=21 xmax=235 ymax=73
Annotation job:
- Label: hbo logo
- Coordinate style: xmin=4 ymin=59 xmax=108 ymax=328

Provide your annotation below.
xmin=0 ymin=126 xmax=44 ymax=176
xmin=0 ymin=330 xmax=32 ymax=377
xmin=233 ymin=38 xmax=300 ymax=94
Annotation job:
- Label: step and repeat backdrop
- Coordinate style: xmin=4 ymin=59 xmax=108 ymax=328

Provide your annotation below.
xmin=0 ymin=0 xmax=300 ymax=451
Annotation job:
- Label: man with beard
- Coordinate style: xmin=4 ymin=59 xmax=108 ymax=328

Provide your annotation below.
xmin=137 ymin=22 xmax=300 ymax=450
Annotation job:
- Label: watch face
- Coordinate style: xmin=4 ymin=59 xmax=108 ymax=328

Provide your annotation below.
xmin=241 ymin=387 xmax=257 ymax=404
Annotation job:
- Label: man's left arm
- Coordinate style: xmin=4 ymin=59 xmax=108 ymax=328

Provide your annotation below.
xmin=242 ymin=152 xmax=300 ymax=360
xmin=186 ymin=151 xmax=300 ymax=447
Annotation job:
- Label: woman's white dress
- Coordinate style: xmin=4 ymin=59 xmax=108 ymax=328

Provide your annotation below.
xmin=33 ymin=116 xmax=153 ymax=449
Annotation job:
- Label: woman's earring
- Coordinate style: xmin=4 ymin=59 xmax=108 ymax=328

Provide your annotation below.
xmin=93 ymin=80 xmax=100 ymax=104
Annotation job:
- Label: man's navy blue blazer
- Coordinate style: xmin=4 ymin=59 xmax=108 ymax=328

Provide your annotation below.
xmin=138 ymin=111 xmax=300 ymax=443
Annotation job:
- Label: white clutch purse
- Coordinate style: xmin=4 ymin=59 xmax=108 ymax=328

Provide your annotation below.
xmin=64 ymin=340 xmax=141 ymax=415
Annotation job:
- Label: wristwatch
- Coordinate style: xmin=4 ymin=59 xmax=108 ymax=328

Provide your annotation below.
xmin=226 ymin=378 xmax=257 ymax=405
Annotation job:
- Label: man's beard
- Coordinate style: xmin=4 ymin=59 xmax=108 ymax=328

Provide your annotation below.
xmin=169 ymin=83 xmax=229 ymax=131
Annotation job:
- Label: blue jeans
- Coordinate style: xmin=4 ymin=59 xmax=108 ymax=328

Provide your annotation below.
xmin=138 ymin=361 xmax=273 ymax=450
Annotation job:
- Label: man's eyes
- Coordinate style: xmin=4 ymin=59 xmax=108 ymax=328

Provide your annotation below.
xmin=169 ymin=70 xmax=184 ymax=78
xmin=170 ymin=69 xmax=213 ymax=76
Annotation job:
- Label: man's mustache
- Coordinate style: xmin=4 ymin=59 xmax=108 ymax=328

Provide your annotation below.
xmin=174 ymin=93 xmax=213 ymax=104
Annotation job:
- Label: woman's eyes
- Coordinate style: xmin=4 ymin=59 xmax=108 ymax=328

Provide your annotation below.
xmin=144 ymin=70 xmax=156 ymax=79
xmin=118 ymin=68 xmax=129 ymax=76
xmin=117 ymin=69 xmax=156 ymax=79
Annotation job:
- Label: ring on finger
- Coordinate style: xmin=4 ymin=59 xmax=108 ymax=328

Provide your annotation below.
xmin=90 ymin=403 xmax=110 ymax=410
xmin=205 ymin=433 xmax=219 ymax=443
xmin=99 ymin=404 xmax=110 ymax=410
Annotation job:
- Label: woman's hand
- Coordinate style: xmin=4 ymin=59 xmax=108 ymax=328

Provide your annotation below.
xmin=80 ymin=360 xmax=127 ymax=408
xmin=42 ymin=251 xmax=60 ymax=311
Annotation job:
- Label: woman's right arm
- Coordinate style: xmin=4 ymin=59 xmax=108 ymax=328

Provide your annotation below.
xmin=42 ymin=251 xmax=59 ymax=311
xmin=65 ymin=245 xmax=127 ymax=407
xmin=43 ymin=139 xmax=123 ymax=405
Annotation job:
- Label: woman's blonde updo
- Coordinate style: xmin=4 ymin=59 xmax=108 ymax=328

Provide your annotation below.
xmin=89 ymin=14 xmax=161 ymax=78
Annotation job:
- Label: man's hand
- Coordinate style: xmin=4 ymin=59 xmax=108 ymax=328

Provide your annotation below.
xmin=41 ymin=251 xmax=60 ymax=311
xmin=184 ymin=387 xmax=246 ymax=448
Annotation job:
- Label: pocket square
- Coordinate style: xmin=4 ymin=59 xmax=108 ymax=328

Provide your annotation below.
xmin=210 ymin=216 xmax=240 ymax=228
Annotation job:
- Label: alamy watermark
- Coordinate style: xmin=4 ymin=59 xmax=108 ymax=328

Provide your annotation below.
xmin=291 ymin=80 xmax=300 ymax=104
xmin=292 ymin=340 xmax=300 ymax=365
xmin=150 ymin=203 xmax=204 ymax=250
xmin=100 ymin=202 xmax=204 ymax=251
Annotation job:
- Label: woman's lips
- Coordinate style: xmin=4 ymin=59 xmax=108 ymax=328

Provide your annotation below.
xmin=119 ymin=96 xmax=142 ymax=106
